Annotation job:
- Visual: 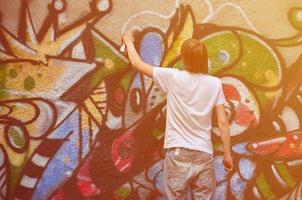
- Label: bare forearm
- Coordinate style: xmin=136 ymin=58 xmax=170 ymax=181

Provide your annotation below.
xmin=220 ymin=124 xmax=231 ymax=156
xmin=215 ymin=104 xmax=233 ymax=170
xmin=125 ymin=42 xmax=153 ymax=77
xmin=125 ymin=42 xmax=142 ymax=69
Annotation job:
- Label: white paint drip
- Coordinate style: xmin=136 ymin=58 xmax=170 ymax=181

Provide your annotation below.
xmin=253 ymin=137 xmax=287 ymax=147
xmin=278 ymin=106 xmax=300 ymax=132
xmin=120 ymin=163 xmax=130 ymax=172
xmin=20 ymin=175 xmax=38 ymax=188
xmin=271 ymin=164 xmax=287 ymax=188
xmin=287 ymin=159 xmax=302 ymax=167
xmin=272 ymin=121 xmax=281 ymax=132
xmin=114 ymin=158 xmax=121 ymax=166
xmin=66 ymin=170 xmax=72 ymax=176
xmin=252 ymin=186 xmax=261 ymax=199
xmin=32 ymin=153 xmax=50 ymax=167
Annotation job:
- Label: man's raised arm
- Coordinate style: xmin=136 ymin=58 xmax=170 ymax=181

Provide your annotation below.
xmin=122 ymin=31 xmax=154 ymax=77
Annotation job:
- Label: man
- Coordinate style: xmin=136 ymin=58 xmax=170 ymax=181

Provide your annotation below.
xmin=122 ymin=31 xmax=233 ymax=200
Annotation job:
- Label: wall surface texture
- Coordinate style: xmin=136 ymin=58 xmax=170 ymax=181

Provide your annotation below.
xmin=0 ymin=0 xmax=302 ymax=199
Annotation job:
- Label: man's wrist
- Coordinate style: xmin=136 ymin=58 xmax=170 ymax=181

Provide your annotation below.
xmin=224 ymin=151 xmax=231 ymax=157
xmin=125 ymin=41 xmax=134 ymax=46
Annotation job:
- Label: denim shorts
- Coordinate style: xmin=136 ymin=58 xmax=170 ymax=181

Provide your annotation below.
xmin=163 ymin=147 xmax=216 ymax=200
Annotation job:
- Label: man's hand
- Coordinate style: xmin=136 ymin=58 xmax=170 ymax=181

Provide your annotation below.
xmin=122 ymin=30 xmax=134 ymax=44
xmin=223 ymin=154 xmax=233 ymax=171
xmin=120 ymin=30 xmax=154 ymax=77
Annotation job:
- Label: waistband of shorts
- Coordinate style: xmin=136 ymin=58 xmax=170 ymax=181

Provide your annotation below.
xmin=167 ymin=147 xmax=202 ymax=153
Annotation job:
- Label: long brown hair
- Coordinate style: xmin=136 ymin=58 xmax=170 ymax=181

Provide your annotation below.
xmin=181 ymin=38 xmax=208 ymax=74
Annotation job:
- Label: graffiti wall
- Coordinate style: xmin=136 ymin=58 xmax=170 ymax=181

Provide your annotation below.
xmin=0 ymin=0 xmax=302 ymax=199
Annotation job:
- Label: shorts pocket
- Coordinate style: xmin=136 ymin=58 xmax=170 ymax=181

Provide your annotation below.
xmin=195 ymin=152 xmax=213 ymax=164
xmin=167 ymin=171 xmax=187 ymax=191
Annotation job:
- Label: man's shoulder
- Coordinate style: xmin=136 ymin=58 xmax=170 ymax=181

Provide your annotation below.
xmin=205 ymin=74 xmax=221 ymax=82
xmin=154 ymin=66 xmax=178 ymax=73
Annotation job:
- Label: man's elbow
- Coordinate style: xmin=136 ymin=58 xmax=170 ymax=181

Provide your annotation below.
xmin=131 ymin=60 xmax=142 ymax=69
xmin=218 ymin=119 xmax=229 ymax=128
xmin=132 ymin=62 xmax=140 ymax=68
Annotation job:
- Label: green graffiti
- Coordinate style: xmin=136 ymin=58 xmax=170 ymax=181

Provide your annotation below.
xmin=9 ymin=69 xmax=18 ymax=78
xmin=24 ymin=76 xmax=35 ymax=91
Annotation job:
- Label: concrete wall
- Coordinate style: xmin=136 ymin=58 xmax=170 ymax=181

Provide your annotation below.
xmin=0 ymin=0 xmax=302 ymax=199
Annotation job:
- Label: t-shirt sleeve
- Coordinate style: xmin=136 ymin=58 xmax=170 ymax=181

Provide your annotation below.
xmin=153 ymin=67 xmax=175 ymax=93
xmin=216 ymin=80 xmax=227 ymax=105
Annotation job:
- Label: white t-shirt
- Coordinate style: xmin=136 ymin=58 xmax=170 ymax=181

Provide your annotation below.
xmin=153 ymin=67 xmax=226 ymax=154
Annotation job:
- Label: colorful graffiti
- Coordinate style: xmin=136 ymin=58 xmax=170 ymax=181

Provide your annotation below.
xmin=0 ymin=0 xmax=302 ymax=199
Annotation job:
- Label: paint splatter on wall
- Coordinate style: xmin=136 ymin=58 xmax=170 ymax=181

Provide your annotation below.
xmin=0 ymin=0 xmax=302 ymax=199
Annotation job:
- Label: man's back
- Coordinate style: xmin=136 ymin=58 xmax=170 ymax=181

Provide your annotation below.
xmin=122 ymin=33 xmax=233 ymax=199
xmin=153 ymin=67 xmax=226 ymax=154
